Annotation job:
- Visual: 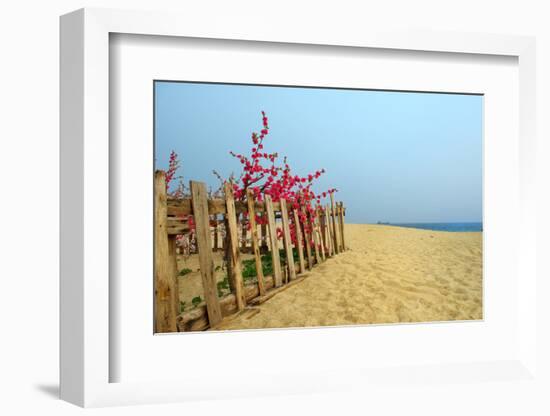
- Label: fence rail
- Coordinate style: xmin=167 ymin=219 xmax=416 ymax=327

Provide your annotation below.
xmin=154 ymin=170 xmax=348 ymax=332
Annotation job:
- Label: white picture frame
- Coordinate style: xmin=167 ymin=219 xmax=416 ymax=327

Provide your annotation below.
xmin=60 ymin=7 xmax=538 ymax=408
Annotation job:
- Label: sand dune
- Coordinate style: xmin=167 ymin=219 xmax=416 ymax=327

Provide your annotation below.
xmin=214 ymin=224 xmax=483 ymax=330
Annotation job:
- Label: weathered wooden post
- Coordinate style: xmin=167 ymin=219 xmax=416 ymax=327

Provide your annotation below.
xmin=324 ymin=204 xmax=334 ymax=257
xmin=319 ymin=206 xmax=327 ymax=256
xmin=310 ymin=212 xmax=322 ymax=265
xmin=167 ymin=236 xmax=179 ymax=311
xmin=302 ymin=217 xmax=313 ymax=270
xmin=246 ymin=189 xmax=266 ymax=296
xmin=241 ymin=218 xmax=248 ymax=251
xmin=330 ymin=193 xmax=339 ymax=254
xmin=264 ymin=195 xmax=283 ymax=287
xmin=154 ymin=171 xmax=178 ymax=333
xmin=280 ymin=199 xmax=297 ymax=282
xmin=190 ymin=181 xmax=223 ymax=326
xmin=292 ymin=209 xmax=306 ymax=274
xmin=315 ymin=208 xmax=326 ymax=261
xmin=224 ymin=182 xmax=246 ymax=310
xmin=338 ymin=202 xmax=346 ymax=251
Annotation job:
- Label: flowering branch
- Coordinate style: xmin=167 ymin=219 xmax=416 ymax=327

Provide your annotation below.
xmin=224 ymin=111 xmax=338 ymax=245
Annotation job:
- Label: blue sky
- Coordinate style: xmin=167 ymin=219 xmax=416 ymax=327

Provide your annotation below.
xmin=154 ymin=81 xmax=482 ymax=224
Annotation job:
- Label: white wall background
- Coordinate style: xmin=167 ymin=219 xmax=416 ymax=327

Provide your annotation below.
xmin=0 ymin=1 xmax=548 ymax=415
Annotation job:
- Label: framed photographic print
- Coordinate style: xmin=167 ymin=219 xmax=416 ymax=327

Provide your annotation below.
xmin=60 ymin=7 xmax=539 ymax=408
xmin=152 ymin=81 xmax=483 ymax=333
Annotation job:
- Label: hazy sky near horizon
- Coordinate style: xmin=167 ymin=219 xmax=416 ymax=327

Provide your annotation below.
xmin=155 ymin=81 xmax=482 ymax=224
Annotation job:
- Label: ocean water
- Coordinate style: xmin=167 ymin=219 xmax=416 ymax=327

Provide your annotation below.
xmin=386 ymin=222 xmax=483 ymax=232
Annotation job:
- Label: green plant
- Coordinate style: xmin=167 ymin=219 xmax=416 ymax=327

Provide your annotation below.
xmin=179 ymin=301 xmax=186 ymax=313
xmin=179 ymin=268 xmax=192 ymax=276
xmin=214 ymin=249 xmax=299 ymax=291
xmin=241 ymin=259 xmax=258 ymax=282
xmin=191 ymin=296 xmax=202 ymax=308
xmin=257 ymin=249 xmax=298 ymax=274
xmin=217 ymin=276 xmax=230 ymax=297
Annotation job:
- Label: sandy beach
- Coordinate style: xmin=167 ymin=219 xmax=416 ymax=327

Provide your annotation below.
xmin=209 ymin=223 xmax=482 ymax=330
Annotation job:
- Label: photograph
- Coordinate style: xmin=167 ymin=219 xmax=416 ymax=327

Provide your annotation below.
xmin=153 ymin=81 xmax=483 ymax=333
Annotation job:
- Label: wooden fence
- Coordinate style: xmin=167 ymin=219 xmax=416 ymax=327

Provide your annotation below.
xmin=154 ymin=170 xmax=348 ymax=332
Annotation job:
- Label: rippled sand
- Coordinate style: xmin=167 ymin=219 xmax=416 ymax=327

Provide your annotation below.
xmin=215 ymin=224 xmax=483 ymax=330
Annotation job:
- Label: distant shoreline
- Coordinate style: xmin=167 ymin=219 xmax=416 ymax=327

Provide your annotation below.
xmin=370 ymin=222 xmax=483 ymax=232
